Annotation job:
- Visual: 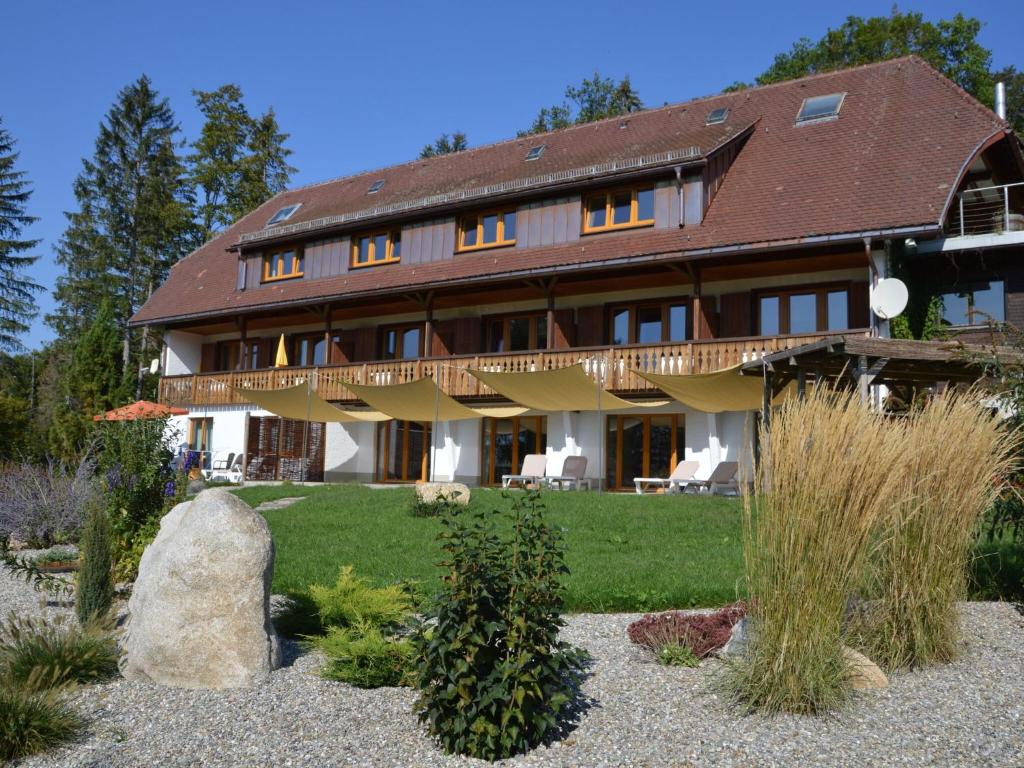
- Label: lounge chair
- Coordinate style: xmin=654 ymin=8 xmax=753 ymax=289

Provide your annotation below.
xmin=502 ymin=453 xmax=547 ymax=489
xmin=689 ymin=461 xmax=740 ymax=495
xmin=633 ymin=460 xmax=700 ymax=495
xmin=546 ymin=456 xmax=591 ymax=491
xmin=210 ymin=453 xmax=243 ymax=484
xmin=203 ymin=451 xmax=235 ymax=481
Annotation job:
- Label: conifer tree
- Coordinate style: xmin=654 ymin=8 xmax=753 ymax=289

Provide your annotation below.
xmin=0 ymin=117 xmax=43 ymax=352
xmin=48 ymin=76 xmax=196 ymax=399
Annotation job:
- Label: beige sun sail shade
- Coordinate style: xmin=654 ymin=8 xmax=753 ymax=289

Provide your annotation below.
xmin=274 ymin=334 xmax=289 ymax=368
xmin=468 ymin=364 xmax=667 ymax=411
xmin=344 ymin=377 xmax=528 ymax=422
xmin=634 ymin=364 xmax=793 ymax=414
xmin=231 ymin=383 xmax=389 ymax=423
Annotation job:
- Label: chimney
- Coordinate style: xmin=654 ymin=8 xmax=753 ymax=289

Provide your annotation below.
xmin=995 ymin=81 xmax=1007 ymax=120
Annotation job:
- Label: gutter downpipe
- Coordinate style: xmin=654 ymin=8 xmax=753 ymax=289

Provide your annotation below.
xmin=674 ymin=166 xmax=684 ymax=227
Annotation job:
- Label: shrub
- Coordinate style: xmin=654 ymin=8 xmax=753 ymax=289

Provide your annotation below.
xmin=414 ymin=491 xmax=587 ymax=761
xmin=0 ymin=614 xmax=118 ymax=691
xmin=0 ymin=684 xmax=82 ymax=761
xmin=31 ymin=548 xmax=79 ymax=566
xmin=308 ymin=566 xmax=412 ymax=630
xmin=730 ymin=387 xmax=905 ymax=714
xmin=855 ymin=394 xmax=1016 ymax=670
xmin=111 ymin=515 xmax=160 ymax=584
xmin=314 ymin=623 xmax=416 ymax=688
xmin=0 ymin=455 xmax=99 ymax=548
xmin=628 ymin=602 xmax=745 ymax=663
xmin=76 ymin=502 xmax=115 ymax=625
xmin=96 ymin=417 xmax=175 ymax=545
xmin=410 ymin=491 xmax=463 ymax=518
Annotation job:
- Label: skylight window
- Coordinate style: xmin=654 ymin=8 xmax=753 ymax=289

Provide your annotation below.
xmin=796 ymin=92 xmax=846 ymax=124
xmin=706 ymin=107 xmax=729 ymax=125
xmin=367 ymin=179 xmax=385 ymax=194
xmin=525 ymin=145 xmax=546 ymax=161
xmin=266 ymin=204 xmax=301 ymax=226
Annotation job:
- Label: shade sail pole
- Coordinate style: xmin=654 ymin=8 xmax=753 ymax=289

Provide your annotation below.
xmin=431 ymin=364 xmax=441 ymax=483
xmin=594 ymin=356 xmax=604 ymax=495
xmin=302 ymin=372 xmax=313 ymax=483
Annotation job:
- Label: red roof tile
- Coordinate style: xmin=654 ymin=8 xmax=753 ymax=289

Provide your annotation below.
xmin=133 ymin=57 xmax=1009 ymax=326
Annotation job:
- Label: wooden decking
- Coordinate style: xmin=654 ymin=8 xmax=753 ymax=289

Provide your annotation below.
xmin=159 ymin=332 xmax=841 ymax=407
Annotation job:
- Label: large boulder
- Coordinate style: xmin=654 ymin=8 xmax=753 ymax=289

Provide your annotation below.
xmin=416 ymin=481 xmax=471 ymax=506
xmin=121 ymin=489 xmax=281 ymax=689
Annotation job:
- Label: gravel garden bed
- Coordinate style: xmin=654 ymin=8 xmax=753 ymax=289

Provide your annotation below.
xmin=4 ymin=566 xmax=1022 ymax=767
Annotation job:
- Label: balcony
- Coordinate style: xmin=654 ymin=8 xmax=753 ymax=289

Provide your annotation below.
xmin=947 ymin=182 xmax=1024 ymax=237
xmin=159 ymin=333 xmax=840 ymax=408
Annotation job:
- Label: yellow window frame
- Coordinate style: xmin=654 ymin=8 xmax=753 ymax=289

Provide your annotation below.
xmin=351 ymin=229 xmax=401 ymax=268
xmin=262 ymin=249 xmax=304 ymax=282
xmin=582 ymin=186 xmax=656 ymax=234
xmin=457 ymin=208 xmax=517 ymax=252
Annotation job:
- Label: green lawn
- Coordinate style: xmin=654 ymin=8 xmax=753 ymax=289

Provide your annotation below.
xmin=233 ymin=484 xmax=745 ymax=613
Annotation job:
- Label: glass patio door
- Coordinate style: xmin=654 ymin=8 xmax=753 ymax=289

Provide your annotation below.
xmin=481 ymin=416 xmax=547 ymax=485
xmin=376 ymin=420 xmax=431 ymax=482
xmin=606 ymin=414 xmax=685 ymax=490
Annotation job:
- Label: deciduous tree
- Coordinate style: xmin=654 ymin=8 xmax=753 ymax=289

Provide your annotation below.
xmin=521 ymin=72 xmax=643 ymax=135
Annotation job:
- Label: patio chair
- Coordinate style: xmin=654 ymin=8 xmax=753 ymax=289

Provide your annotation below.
xmin=633 ymin=460 xmax=700 ymax=495
xmin=689 ymin=461 xmax=740 ymax=495
xmin=203 ymin=451 xmax=235 ymax=481
xmin=210 ymin=453 xmax=243 ymax=484
xmin=546 ymin=456 xmax=591 ymax=491
xmin=502 ymin=453 xmax=548 ymax=489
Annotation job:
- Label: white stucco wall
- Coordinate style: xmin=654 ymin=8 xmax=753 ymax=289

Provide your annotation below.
xmin=164 ymin=330 xmax=203 ymax=376
xmin=429 ymin=419 xmax=481 ymax=482
xmin=324 ymin=421 xmax=376 ymax=481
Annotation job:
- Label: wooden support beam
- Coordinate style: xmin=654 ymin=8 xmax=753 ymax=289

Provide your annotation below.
xmin=796 ymin=367 xmax=806 ymax=399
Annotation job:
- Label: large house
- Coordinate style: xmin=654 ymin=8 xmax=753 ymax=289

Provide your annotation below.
xmin=132 ymin=56 xmax=1024 ymax=488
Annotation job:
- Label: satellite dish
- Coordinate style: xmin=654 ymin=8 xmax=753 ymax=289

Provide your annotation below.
xmin=149 ymin=358 xmax=161 ymax=375
xmin=870 ymin=278 xmax=909 ymax=320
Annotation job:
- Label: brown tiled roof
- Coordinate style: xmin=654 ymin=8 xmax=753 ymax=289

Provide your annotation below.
xmin=133 ymin=56 xmax=1009 ymax=326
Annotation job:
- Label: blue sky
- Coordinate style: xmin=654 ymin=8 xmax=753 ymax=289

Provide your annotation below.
xmin=5 ymin=0 xmax=1023 ymax=350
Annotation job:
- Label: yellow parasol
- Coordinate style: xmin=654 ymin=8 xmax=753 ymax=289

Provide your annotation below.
xmin=274 ymin=334 xmax=289 ymax=368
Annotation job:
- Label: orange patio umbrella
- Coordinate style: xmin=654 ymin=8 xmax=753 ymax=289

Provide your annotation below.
xmin=93 ymin=400 xmax=189 ymax=422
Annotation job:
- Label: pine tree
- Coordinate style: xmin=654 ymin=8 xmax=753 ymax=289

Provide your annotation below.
xmin=189 ymin=85 xmax=294 ymax=241
xmin=0 ymin=117 xmax=43 ymax=352
xmin=48 ymin=76 xmax=196 ymax=400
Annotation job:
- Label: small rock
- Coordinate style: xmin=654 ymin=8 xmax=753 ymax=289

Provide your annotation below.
xmin=415 ymin=481 xmax=471 ymax=506
xmin=121 ymin=489 xmax=281 ymax=689
xmin=843 ymin=645 xmax=888 ymax=689
xmin=719 ymin=616 xmax=749 ymax=658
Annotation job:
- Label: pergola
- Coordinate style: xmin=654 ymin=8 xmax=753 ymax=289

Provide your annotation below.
xmin=740 ymin=335 xmax=1000 ymax=421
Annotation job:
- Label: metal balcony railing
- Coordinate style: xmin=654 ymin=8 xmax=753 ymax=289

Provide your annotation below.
xmin=949 ymin=181 xmax=1024 ymax=237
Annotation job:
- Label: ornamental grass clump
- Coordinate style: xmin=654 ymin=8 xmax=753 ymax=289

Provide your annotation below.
xmin=855 ymin=393 xmax=1017 ymax=670
xmin=731 ymin=387 xmax=905 ymax=715
xmin=0 ymin=614 xmax=119 ymax=692
xmin=414 ymin=491 xmax=587 ymax=761
xmin=0 ymin=683 xmax=82 ymax=762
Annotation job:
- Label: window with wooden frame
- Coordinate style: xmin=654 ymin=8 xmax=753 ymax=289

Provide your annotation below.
xmin=583 ymin=186 xmax=655 ymax=234
xmin=457 ymin=208 xmax=517 ymax=252
xmin=485 ymin=313 xmax=548 ymax=353
xmin=938 ymin=280 xmax=1005 ymax=327
xmin=756 ymin=285 xmax=850 ymax=336
xmin=291 ymin=332 xmax=341 ymax=367
xmin=188 ymin=417 xmax=214 ymax=471
xmin=481 ymin=416 xmax=547 ymax=486
xmin=380 ymin=323 xmax=422 ymax=360
xmin=262 ymin=248 xmax=304 ymax=282
xmin=351 ymin=229 xmax=401 ymax=268
xmin=605 ymin=414 xmax=684 ymax=491
xmin=609 ymin=301 xmax=689 ymax=346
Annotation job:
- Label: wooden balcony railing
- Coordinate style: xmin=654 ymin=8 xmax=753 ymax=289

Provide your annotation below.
xmin=158 ymin=332 xmax=841 ymax=408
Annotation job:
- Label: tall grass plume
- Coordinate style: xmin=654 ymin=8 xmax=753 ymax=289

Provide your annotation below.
xmin=855 ymin=393 xmax=1017 ymax=670
xmin=731 ymin=386 xmax=905 ymax=714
